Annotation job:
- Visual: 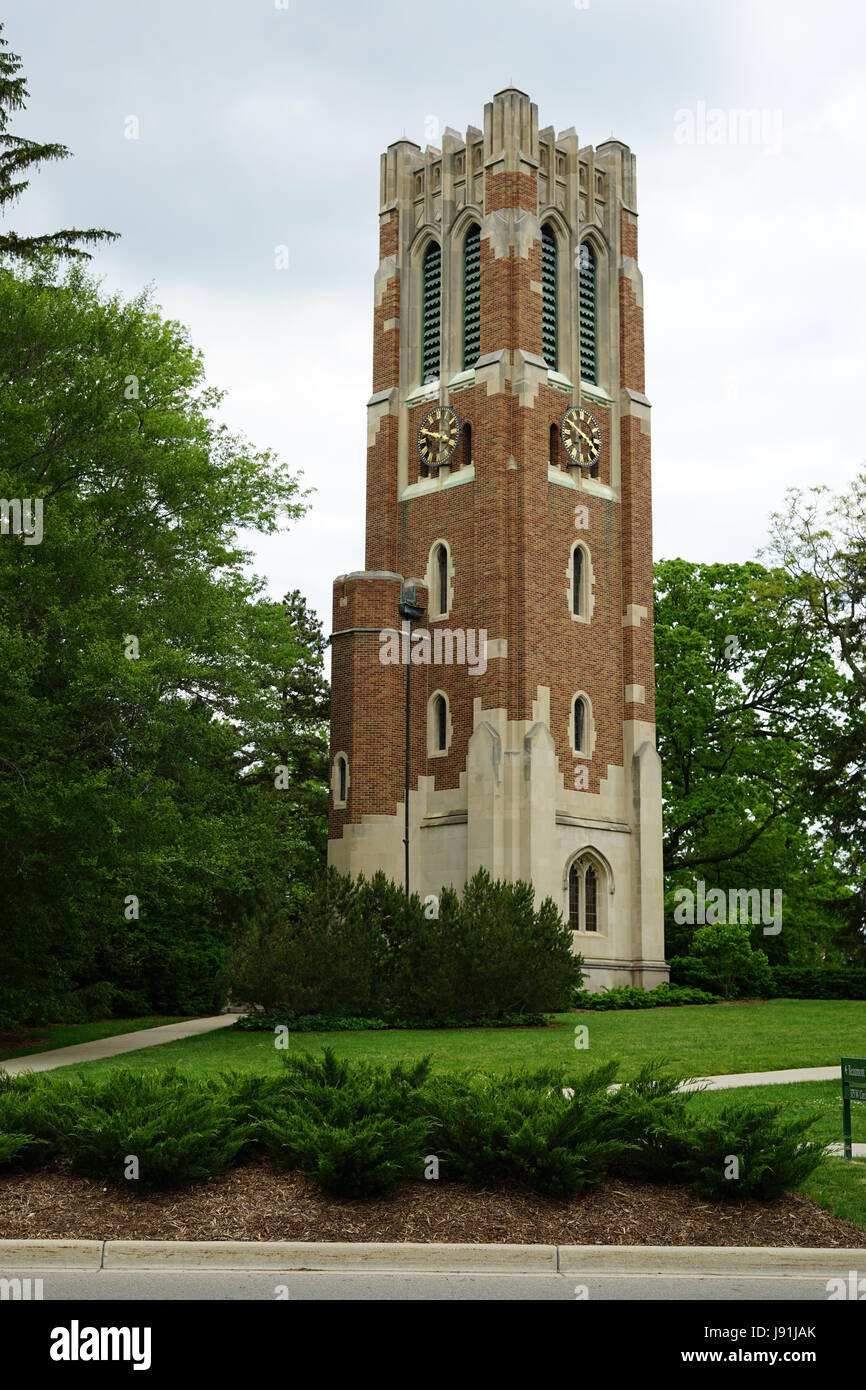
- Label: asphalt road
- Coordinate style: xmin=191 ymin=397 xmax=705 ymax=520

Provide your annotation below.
xmin=13 ymin=1269 xmax=841 ymax=1300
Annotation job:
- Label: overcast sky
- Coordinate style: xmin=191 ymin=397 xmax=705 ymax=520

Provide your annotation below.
xmin=4 ymin=0 xmax=865 ymax=642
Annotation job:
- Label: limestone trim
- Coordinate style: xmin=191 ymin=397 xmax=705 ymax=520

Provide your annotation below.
xmin=374 ymin=255 xmax=398 ymax=309
xmin=401 ymin=466 xmax=475 ymax=501
xmin=622 ymin=603 xmax=648 ymax=628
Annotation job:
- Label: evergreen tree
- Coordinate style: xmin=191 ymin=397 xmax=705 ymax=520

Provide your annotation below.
xmin=0 ymin=23 xmax=117 ymax=262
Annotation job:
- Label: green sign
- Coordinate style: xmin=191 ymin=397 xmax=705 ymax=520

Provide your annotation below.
xmin=841 ymin=1057 xmax=866 ymax=1161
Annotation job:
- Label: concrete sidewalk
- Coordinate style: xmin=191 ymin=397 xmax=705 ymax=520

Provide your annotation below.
xmin=681 ymin=1065 xmax=840 ymax=1092
xmin=0 ymin=1015 xmax=238 ymax=1076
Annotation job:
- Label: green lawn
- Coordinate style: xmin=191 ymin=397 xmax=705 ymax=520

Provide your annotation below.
xmin=57 ymin=999 xmax=866 ymax=1082
xmin=0 ymin=1017 xmax=187 ymax=1064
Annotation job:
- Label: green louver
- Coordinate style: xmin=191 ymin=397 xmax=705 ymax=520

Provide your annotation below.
xmin=541 ymin=224 xmax=558 ymax=370
xmin=462 ymin=224 xmax=481 ymax=369
xmin=579 ymin=241 xmax=597 ymax=383
xmin=422 ymin=242 xmax=441 ymax=382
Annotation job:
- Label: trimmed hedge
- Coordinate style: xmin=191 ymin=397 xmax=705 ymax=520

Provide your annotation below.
xmin=0 ymin=1051 xmax=825 ymax=1202
xmin=767 ymin=967 xmax=866 ymax=1001
xmin=572 ymin=984 xmax=715 ymax=1011
xmin=670 ymin=959 xmax=866 ymax=1001
xmin=234 ymin=1011 xmax=551 ymax=1033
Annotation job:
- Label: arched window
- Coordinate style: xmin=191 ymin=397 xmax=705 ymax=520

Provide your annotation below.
xmin=567 ymin=854 xmax=606 ymax=933
xmin=435 ymin=694 xmax=447 ymax=752
xmin=574 ymin=696 xmax=585 ymax=754
xmin=585 ymin=866 xmax=597 ymax=932
xmin=422 ymin=241 xmax=442 ymax=383
xmin=541 ymin=223 xmax=558 ymax=370
xmin=462 ymin=223 xmax=481 ymax=369
xmin=427 ymin=690 xmax=450 ymax=757
xmin=578 ymin=241 xmax=597 ymax=384
xmin=573 ymin=546 xmax=584 ymax=616
xmin=568 ymin=542 xmax=594 ymax=624
xmin=436 ymin=543 xmax=448 ymax=616
xmin=463 ymin=422 xmax=472 ymax=470
xmin=333 ymin=753 xmax=348 ymax=807
xmin=568 ymin=862 xmax=580 ymax=929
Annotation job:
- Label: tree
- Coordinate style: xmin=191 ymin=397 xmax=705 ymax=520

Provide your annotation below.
xmin=0 ymin=262 xmax=319 ymax=1023
xmin=654 ymin=558 xmax=854 ymax=963
xmin=0 ymin=23 xmax=117 ymax=263
xmin=767 ymin=472 xmax=866 ymax=946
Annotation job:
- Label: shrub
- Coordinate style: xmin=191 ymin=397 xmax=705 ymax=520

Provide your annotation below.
xmin=573 ymin=984 xmax=715 ymax=1010
xmin=660 ymin=1102 xmax=824 ymax=1200
xmin=0 ymin=1130 xmax=43 ymax=1167
xmin=229 ymin=868 xmax=582 ymax=1023
xmin=259 ymin=1047 xmax=431 ymax=1197
xmin=0 ymin=1055 xmax=826 ymax=1205
xmin=43 ymin=1068 xmax=246 ymax=1189
xmin=607 ymin=1062 xmax=693 ymax=1182
xmin=0 ymin=1071 xmax=66 ymax=1163
xmin=424 ymin=1061 xmax=628 ymax=1197
xmin=690 ymin=923 xmax=772 ymax=999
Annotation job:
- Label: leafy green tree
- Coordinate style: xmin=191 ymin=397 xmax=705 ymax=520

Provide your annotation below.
xmin=654 ymin=558 xmax=854 ymax=963
xmin=0 ymin=262 xmax=318 ymax=1022
xmin=767 ymin=472 xmax=866 ymax=948
xmin=690 ymin=923 xmax=771 ymax=999
xmin=0 ymin=24 xmax=117 ymax=263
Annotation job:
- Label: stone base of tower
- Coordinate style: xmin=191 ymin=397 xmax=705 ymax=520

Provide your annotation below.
xmin=328 ymin=685 xmax=669 ymax=992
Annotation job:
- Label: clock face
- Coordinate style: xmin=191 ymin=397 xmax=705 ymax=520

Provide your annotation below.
xmin=561 ymin=406 xmax=602 ymax=470
xmin=417 ymin=405 xmax=460 ymax=470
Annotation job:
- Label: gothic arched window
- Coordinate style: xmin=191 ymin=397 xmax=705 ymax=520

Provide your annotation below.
xmin=541 ymin=223 xmax=558 ymax=370
xmin=462 ymin=223 xmax=481 ymax=369
xmin=436 ymin=543 xmax=448 ymax=616
xmin=578 ymin=241 xmax=597 ymax=384
xmin=568 ymin=862 xmax=580 ymax=929
xmin=585 ymin=865 xmax=597 ymax=932
xmin=574 ymin=695 xmax=586 ymax=754
xmin=436 ymin=694 xmax=447 ymax=752
xmin=422 ymin=241 xmax=442 ymax=383
xmin=567 ymin=855 xmax=606 ymax=933
xmin=573 ymin=546 xmax=584 ymax=616
xmin=427 ymin=690 xmax=450 ymax=757
xmin=334 ymin=753 xmax=348 ymax=807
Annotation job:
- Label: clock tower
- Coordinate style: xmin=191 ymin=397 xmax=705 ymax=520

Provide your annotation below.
xmin=328 ymin=89 xmax=667 ymax=990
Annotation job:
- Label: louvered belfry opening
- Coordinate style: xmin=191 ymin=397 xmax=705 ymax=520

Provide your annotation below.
xmin=462 ymin=223 xmax=481 ymax=369
xmin=422 ymin=241 xmax=441 ymax=383
xmin=579 ymin=241 xmax=597 ymax=383
xmin=541 ymin=223 xmax=558 ymax=370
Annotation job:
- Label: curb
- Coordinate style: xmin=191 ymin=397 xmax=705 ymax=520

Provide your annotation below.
xmin=0 ymin=1240 xmax=103 ymax=1271
xmin=1 ymin=1239 xmax=864 ymax=1275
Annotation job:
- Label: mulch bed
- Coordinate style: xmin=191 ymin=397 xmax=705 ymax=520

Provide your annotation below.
xmin=0 ymin=1161 xmax=861 ymax=1246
